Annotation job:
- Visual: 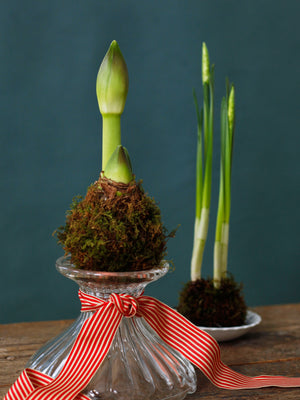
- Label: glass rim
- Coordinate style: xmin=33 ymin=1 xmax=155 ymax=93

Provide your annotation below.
xmin=56 ymin=255 xmax=169 ymax=281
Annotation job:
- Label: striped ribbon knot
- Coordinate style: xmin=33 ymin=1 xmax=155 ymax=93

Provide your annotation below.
xmin=108 ymin=293 xmax=140 ymax=317
xmin=5 ymin=291 xmax=300 ymax=400
xmin=79 ymin=291 xmax=141 ymax=317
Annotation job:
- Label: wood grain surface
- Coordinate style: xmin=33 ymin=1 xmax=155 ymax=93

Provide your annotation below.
xmin=1 ymin=304 xmax=300 ymax=399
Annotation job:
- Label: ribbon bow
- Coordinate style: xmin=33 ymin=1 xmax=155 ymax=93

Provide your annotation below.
xmin=5 ymin=291 xmax=300 ymax=400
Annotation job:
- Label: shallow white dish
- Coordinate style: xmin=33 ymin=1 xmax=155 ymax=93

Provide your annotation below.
xmin=198 ymin=310 xmax=262 ymax=342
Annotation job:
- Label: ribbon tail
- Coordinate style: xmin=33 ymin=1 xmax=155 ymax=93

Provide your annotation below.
xmin=139 ymin=296 xmax=300 ymax=390
xmin=6 ymin=303 xmax=122 ymax=400
xmin=4 ymin=368 xmax=92 ymax=400
xmin=4 ymin=369 xmax=35 ymax=400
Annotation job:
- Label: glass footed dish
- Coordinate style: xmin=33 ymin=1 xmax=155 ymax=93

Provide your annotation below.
xmin=26 ymin=256 xmax=197 ymax=400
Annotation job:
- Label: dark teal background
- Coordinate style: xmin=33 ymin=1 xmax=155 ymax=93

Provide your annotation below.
xmin=1 ymin=1 xmax=299 ymax=323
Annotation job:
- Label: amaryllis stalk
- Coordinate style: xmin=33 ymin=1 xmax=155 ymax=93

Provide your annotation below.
xmin=96 ymin=40 xmax=129 ymax=172
xmin=96 ymin=41 xmax=133 ymax=184
xmin=214 ymin=82 xmax=235 ymax=287
xmin=190 ymin=42 xmax=214 ymax=281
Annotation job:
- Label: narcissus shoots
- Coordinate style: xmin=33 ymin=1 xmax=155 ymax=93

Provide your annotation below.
xmin=178 ymin=43 xmax=245 ymax=327
xmin=190 ymin=42 xmax=214 ymax=281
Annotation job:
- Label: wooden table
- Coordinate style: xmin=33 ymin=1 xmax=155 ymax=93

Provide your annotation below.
xmin=1 ymin=304 xmax=300 ymax=399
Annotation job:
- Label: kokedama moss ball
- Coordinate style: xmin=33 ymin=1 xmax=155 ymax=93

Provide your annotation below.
xmin=177 ymin=277 xmax=247 ymax=327
xmin=56 ymin=176 xmax=173 ymax=272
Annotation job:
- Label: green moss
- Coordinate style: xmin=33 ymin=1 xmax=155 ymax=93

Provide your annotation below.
xmin=177 ymin=276 xmax=247 ymax=327
xmin=55 ymin=176 xmax=174 ymax=272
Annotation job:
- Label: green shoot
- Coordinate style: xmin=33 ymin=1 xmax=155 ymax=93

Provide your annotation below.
xmin=214 ymin=83 xmax=235 ymax=288
xmin=96 ymin=40 xmax=129 ymax=171
xmin=104 ymin=145 xmax=134 ymax=184
xmin=191 ymin=43 xmax=214 ymax=281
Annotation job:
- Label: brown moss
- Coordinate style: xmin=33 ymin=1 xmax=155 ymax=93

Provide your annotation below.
xmin=177 ymin=276 xmax=247 ymax=327
xmin=55 ymin=176 xmax=175 ymax=272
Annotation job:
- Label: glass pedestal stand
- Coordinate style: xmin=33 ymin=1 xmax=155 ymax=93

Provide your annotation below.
xmin=27 ymin=256 xmax=197 ymax=400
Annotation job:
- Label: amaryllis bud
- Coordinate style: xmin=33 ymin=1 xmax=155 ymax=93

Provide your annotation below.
xmin=96 ymin=40 xmax=129 ymax=115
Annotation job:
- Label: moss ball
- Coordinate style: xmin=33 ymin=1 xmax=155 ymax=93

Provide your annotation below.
xmin=177 ymin=277 xmax=247 ymax=327
xmin=55 ymin=176 xmax=173 ymax=272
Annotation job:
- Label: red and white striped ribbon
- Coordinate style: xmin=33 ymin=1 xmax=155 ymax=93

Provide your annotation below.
xmin=5 ymin=291 xmax=300 ymax=400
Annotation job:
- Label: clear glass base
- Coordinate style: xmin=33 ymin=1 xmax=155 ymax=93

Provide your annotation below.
xmin=26 ymin=257 xmax=197 ymax=400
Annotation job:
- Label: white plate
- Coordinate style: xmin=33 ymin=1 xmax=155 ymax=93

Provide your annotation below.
xmin=198 ymin=311 xmax=262 ymax=342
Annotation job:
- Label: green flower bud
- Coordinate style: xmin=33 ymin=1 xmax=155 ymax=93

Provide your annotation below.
xmin=104 ymin=145 xmax=134 ymax=184
xmin=228 ymin=85 xmax=235 ymax=132
xmin=202 ymin=42 xmax=210 ymax=84
xmin=96 ymin=40 xmax=129 ymax=115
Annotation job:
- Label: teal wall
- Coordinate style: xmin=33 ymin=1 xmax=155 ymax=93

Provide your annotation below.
xmin=1 ymin=1 xmax=299 ymax=323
